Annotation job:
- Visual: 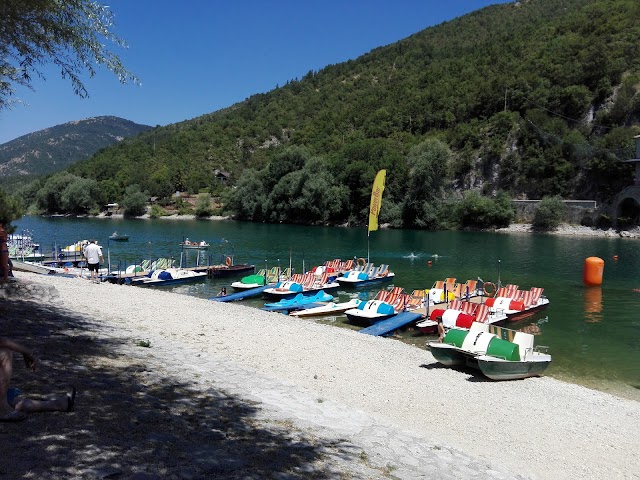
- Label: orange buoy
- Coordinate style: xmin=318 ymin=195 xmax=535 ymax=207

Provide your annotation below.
xmin=583 ymin=257 xmax=604 ymax=286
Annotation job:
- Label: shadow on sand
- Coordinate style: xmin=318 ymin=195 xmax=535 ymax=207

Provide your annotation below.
xmin=1 ymin=298 xmax=364 ymax=479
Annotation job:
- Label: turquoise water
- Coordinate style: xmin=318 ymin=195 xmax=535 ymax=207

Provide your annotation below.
xmin=12 ymin=216 xmax=640 ymax=400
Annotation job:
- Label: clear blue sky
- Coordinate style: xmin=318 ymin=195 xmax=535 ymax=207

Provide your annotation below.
xmin=0 ymin=0 xmax=510 ymax=144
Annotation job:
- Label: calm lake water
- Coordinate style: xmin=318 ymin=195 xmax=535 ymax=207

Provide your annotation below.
xmin=12 ymin=216 xmax=640 ymax=401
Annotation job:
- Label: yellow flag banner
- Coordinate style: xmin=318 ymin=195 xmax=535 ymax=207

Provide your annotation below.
xmin=368 ymin=169 xmax=386 ymax=232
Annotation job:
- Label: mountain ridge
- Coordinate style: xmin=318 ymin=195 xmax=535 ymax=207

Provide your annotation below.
xmin=0 ymin=116 xmax=152 ymax=178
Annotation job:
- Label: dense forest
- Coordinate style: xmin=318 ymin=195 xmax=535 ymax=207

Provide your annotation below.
xmin=12 ymin=0 xmax=640 ymax=228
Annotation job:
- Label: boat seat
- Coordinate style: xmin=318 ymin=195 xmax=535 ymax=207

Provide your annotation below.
xmin=461 ymin=322 xmax=492 ymax=352
xmin=474 ymin=304 xmax=490 ymax=323
xmin=529 ymin=287 xmax=544 ymax=305
xmin=495 ymin=287 xmax=507 ymax=298
xmin=513 ymin=331 xmax=535 ymax=360
xmin=448 ymin=299 xmax=463 ymax=311
xmin=505 ymin=284 xmax=520 ymax=299
xmin=460 ymin=301 xmax=477 ymax=315
xmin=462 ymin=280 xmax=477 ymax=298
xmin=521 ymin=290 xmax=534 ymax=306
xmin=376 ymin=264 xmax=389 ymax=276
xmin=388 ymin=286 xmax=404 ymax=296
xmin=341 ymin=259 xmax=354 ymax=271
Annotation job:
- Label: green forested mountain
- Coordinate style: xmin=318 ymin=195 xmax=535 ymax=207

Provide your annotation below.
xmin=0 ymin=116 xmax=151 ymax=187
xmin=20 ymin=0 xmax=640 ymax=226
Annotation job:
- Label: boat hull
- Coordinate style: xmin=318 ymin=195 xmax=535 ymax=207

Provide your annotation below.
xmin=290 ymin=299 xmax=362 ymax=317
xmin=505 ymin=301 xmax=549 ymax=321
xmin=264 ymin=291 xmax=334 ymax=309
xmin=128 ymin=271 xmax=207 ymax=287
xmin=336 ymin=273 xmax=395 ymax=288
xmin=207 ymin=264 xmax=255 ymax=277
xmin=428 ymin=343 xmax=466 ymax=366
xmin=262 ymin=283 xmax=339 ymax=301
xmin=344 ymin=310 xmax=396 ymax=325
xmin=476 ymin=355 xmax=551 ymax=380
xmin=179 ymin=243 xmax=209 ymax=250
xmin=231 ymin=281 xmax=266 ymax=291
xmin=10 ymin=260 xmax=57 ymax=275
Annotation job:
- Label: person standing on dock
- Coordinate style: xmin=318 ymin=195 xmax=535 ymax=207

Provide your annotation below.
xmin=83 ymin=240 xmax=103 ymax=284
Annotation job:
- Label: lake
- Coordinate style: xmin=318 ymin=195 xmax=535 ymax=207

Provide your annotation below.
xmin=11 ymin=215 xmax=640 ymax=401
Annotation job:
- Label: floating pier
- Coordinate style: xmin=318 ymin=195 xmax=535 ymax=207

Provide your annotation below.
xmin=359 ymin=311 xmax=423 ymax=336
xmin=209 ymin=285 xmax=270 ymax=303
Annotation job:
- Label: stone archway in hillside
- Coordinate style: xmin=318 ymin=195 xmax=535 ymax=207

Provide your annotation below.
xmin=616 ymin=196 xmax=640 ymax=229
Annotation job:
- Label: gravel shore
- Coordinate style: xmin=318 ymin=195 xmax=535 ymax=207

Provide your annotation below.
xmin=2 ymin=272 xmax=639 ymax=479
xmin=496 ymin=223 xmax=640 ymax=238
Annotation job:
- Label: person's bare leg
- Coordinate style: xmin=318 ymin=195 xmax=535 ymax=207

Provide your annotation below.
xmin=0 ymin=348 xmax=16 ymax=417
xmin=0 ymin=251 xmax=9 ymax=283
xmin=14 ymin=395 xmax=69 ymax=413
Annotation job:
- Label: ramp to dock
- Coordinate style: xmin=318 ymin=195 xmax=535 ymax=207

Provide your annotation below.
xmin=209 ymin=285 xmax=269 ymax=302
xmin=359 ymin=311 xmax=423 ymax=336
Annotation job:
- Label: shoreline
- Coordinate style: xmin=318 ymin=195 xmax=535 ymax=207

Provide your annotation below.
xmin=38 ymin=214 xmax=640 ymax=238
xmin=2 ymin=272 xmax=639 ymax=479
xmin=495 ymin=223 xmax=640 ymax=238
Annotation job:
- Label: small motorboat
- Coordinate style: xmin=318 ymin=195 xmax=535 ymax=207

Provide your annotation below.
xmin=207 ymin=256 xmax=255 ymax=277
xmin=344 ymin=287 xmax=406 ymax=325
xmin=262 ymin=272 xmax=340 ymax=301
xmin=128 ymin=268 xmax=207 ymax=286
xmin=179 ymin=238 xmax=210 ymax=249
xmin=415 ymin=299 xmax=507 ymax=334
xmin=336 ymin=263 xmax=395 ymax=288
xmin=482 ymin=285 xmax=549 ymax=321
xmin=109 ymin=232 xmax=129 ymax=241
xmin=290 ymin=298 xmax=364 ymax=317
xmin=427 ymin=322 xmax=551 ymax=380
xmin=231 ymin=267 xmax=291 ymax=291
xmin=263 ymin=290 xmax=334 ymax=313
xmin=232 ymin=273 xmax=270 ymax=291
xmin=61 ymin=240 xmax=90 ymax=254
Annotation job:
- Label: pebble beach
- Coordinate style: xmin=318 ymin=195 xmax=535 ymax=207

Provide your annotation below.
xmin=2 ymin=272 xmax=639 ymax=479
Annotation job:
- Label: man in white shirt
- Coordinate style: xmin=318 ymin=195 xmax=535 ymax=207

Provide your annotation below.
xmin=83 ymin=240 xmax=103 ymax=283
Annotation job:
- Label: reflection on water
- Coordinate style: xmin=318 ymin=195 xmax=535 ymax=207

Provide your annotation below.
xmin=12 ymin=216 xmax=640 ymax=402
xmin=519 ymin=316 xmax=548 ymax=335
xmin=584 ymin=287 xmax=603 ymax=323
